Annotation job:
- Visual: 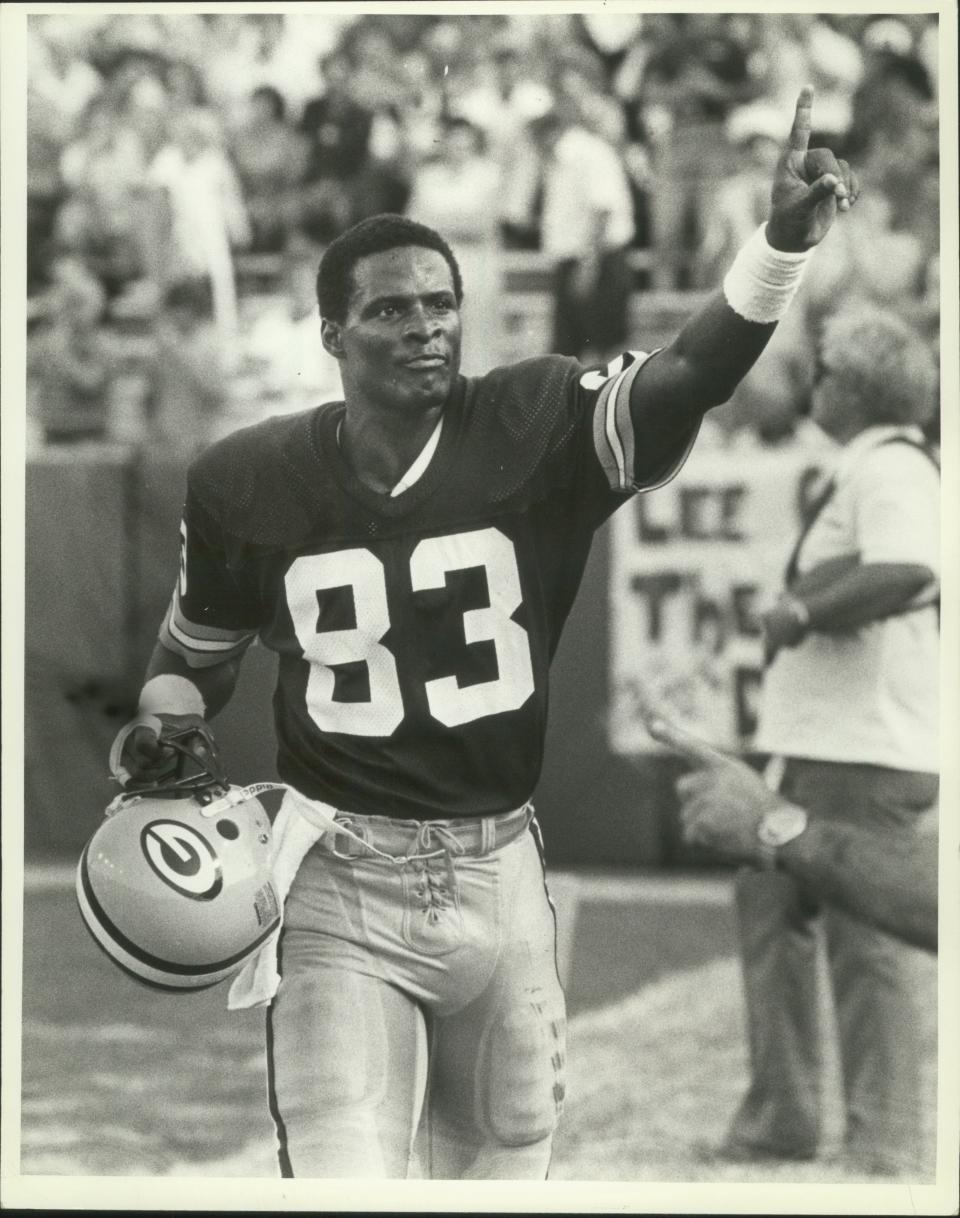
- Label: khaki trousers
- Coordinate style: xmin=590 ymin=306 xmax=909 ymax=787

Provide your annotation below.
xmin=728 ymin=759 xmax=937 ymax=1170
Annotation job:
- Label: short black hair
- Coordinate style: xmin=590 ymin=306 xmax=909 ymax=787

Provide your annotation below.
xmin=316 ymin=214 xmax=463 ymax=322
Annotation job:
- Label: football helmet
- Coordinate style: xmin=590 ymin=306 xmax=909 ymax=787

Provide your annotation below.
xmin=109 ymin=711 xmax=225 ymax=793
xmin=77 ymin=781 xmax=281 ymax=991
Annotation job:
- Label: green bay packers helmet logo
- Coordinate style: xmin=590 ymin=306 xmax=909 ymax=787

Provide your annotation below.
xmin=141 ymin=820 xmax=223 ymax=901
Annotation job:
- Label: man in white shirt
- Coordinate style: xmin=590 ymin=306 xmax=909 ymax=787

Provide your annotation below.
xmin=242 ymin=239 xmax=343 ymax=414
xmin=528 ymin=104 xmax=636 ymax=359
xmin=725 ymin=305 xmax=940 ymax=1176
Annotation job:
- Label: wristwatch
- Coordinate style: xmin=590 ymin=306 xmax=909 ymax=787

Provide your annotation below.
xmin=756 ymin=803 xmax=809 ymax=869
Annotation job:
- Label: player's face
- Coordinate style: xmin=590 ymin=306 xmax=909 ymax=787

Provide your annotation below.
xmin=328 ymin=246 xmax=462 ymax=414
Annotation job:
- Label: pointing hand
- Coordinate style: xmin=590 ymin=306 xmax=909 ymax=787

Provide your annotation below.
xmin=766 ymin=87 xmax=860 ymax=253
xmin=640 ymin=701 xmax=786 ymax=860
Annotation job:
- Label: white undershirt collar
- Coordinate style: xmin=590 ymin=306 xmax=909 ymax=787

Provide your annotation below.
xmin=336 ymin=415 xmax=444 ymax=497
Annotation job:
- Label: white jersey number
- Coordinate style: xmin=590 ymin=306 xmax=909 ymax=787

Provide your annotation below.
xmin=285 ymin=528 xmax=535 ymax=736
xmin=286 ymin=549 xmax=405 ymax=737
xmin=411 ymin=528 xmax=535 ymax=727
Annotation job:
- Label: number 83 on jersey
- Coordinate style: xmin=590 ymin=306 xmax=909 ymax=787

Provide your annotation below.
xmin=284 ymin=526 xmax=536 ymax=737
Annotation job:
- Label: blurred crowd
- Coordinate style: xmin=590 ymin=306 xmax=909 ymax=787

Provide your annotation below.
xmin=25 ymin=11 xmax=941 ymax=453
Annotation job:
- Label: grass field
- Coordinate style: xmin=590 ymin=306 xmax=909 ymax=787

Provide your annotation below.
xmin=15 ymin=868 xmax=939 ymax=1187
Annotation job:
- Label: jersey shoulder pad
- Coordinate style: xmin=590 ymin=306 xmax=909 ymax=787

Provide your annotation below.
xmin=470 ymin=355 xmax=587 ymax=466
xmin=472 ymin=356 xmax=582 ymax=440
xmin=187 ymin=407 xmax=331 ymax=547
xmin=454 ymin=356 xmax=589 ymax=505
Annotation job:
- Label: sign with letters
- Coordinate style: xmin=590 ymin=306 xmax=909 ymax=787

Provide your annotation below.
xmin=608 ymin=444 xmax=831 ymax=754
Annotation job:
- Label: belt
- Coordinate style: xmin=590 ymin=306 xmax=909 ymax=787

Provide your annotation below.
xmin=324 ymin=803 xmax=534 ymax=863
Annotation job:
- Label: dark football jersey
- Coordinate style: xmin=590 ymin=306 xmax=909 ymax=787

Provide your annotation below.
xmin=160 ymin=352 xmax=699 ymax=819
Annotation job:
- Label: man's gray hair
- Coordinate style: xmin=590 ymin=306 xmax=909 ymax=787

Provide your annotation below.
xmin=820 ymin=305 xmax=938 ymax=427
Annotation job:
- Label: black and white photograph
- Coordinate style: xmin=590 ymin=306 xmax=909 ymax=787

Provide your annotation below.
xmin=1 ymin=2 xmax=957 ymax=1213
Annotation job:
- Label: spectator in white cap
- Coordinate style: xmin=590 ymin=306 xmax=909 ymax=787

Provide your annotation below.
xmin=527 ymin=98 xmax=635 ymax=359
xmin=147 ymin=107 xmax=250 ymax=347
xmin=696 ymin=105 xmax=787 ymax=287
xmin=407 ymin=116 xmax=503 ymax=374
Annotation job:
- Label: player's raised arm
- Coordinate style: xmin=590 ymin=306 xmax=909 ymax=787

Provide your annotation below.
xmin=628 ymin=87 xmax=859 ymax=436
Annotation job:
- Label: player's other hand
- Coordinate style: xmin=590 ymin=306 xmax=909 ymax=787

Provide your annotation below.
xmin=766 ymin=86 xmax=860 ymax=253
xmin=642 ymin=705 xmax=783 ymax=861
xmin=110 ymin=712 xmax=220 ymax=789
xmin=118 ymin=721 xmax=173 ymax=786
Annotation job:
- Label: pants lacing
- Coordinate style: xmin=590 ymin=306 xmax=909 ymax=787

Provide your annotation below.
xmin=407 ymin=823 xmax=465 ymax=923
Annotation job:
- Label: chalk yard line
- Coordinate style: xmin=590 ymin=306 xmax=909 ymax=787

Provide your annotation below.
xmin=24 ymin=862 xmax=733 ymax=905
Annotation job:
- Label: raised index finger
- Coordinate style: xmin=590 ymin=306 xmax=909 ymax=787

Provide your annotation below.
xmin=640 ymin=704 xmax=727 ymax=768
xmin=787 ymin=85 xmax=815 ymax=153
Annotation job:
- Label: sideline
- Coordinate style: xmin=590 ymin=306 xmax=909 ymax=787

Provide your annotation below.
xmin=24 ymin=862 xmax=734 ymax=905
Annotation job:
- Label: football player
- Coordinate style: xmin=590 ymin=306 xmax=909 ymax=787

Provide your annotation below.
xmin=110 ymin=89 xmax=858 ymax=1179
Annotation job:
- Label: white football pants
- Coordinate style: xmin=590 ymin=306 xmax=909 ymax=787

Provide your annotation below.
xmin=266 ymin=807 xmax=567 ymax=1179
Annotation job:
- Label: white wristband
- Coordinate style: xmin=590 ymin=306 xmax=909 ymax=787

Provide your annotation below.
xmin=139 ymin=674 xmax=206 ymax=716
xmin=723 ymin=223 xmax=811 ymax=324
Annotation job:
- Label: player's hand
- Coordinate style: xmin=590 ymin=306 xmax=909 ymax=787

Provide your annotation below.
xmin=641 ymin=704 xmax=784 ymax=862
xmin=117 ymin=721 xmax=174 ymax=786
xmin=110 ymin=712 xmax=220 ymax=789
xmin=766 ymin=86 xmax=860 ymax=253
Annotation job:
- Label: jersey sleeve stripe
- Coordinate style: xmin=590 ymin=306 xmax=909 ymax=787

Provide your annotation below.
xmin=604 ymin=367 xmax=632 ymax=488
xmin=592 ymin=370 xmax=627 ymax=488
xmin=592 ymin=355 xmax=650 ymax=491
xmin=611 ymin=358 xmax=648 ymax=488
xmin=168 ymin=588 xmax=255 ymax=642
xmin=159 ymin=595 xmax=256 ymax=667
